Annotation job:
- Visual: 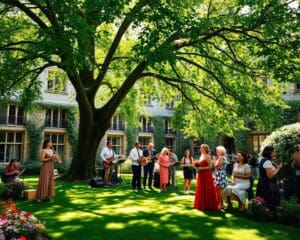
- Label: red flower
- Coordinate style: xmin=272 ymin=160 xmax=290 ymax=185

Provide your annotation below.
xmin=20 ymin=235 xmax=27 ymax=240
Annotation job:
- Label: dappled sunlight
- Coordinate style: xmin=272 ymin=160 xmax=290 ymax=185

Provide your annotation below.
xmin=215 ymin=228 xmax=265 ymax=240
xmin=105 ymin=222 xmax=126 ymax=230
xmin=57 ymin=211 xmax=102 ymax=222
xmin=13 ymin=176 xmax=300 ymax=240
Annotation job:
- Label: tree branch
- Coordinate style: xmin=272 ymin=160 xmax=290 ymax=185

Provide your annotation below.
xmin=178 ymin=56 xmax=230 ymax=95
xmin=91 ymin=0 xmax=147 ymax=96
xmin=5 ymin=0 xmax=48 ymax=29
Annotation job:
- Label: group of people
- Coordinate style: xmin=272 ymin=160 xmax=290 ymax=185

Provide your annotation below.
xmin=2 ymin=138 xmax=299 ymax=211
xmin=127 ymin=142 xmax=178 ymax=191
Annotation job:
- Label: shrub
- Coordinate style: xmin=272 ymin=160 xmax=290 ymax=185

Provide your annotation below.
xmin=0 ymin=182 xmax=27 ymax=200
xmin=263 ymin=123 xmax=300 ymax=180
xmin=247 ymin=197 xmax=272 ymax=221
xmin=277 ymin=198 xmax=300 ymax=227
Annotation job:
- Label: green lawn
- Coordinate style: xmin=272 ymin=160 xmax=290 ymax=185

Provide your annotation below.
xmin=12 ymin=175 xmax=300 ymax=240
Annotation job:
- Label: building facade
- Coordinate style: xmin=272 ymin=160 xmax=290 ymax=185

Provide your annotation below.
xmin=1 ymin=67 xmax=299 ymax=165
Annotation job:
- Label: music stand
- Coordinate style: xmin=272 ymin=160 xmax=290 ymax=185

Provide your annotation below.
xmin=117 ymin=159 xmax=126 ymax=183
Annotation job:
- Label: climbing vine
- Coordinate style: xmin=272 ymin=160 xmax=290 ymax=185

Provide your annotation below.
xmin=25 ymin=121 xmax=44 ymax=161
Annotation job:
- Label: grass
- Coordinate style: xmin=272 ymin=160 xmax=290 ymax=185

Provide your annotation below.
xmin=9 ymin=174 xmax=300 ymax=240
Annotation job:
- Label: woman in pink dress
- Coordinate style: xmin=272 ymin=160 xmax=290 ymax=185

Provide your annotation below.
xmin=194 ymin=144 xmax=219 ymax=211
xmin=159 ymin=147 xmax=171 ymax=192
xmin=36 ymin=140 xmax=61 ymax=202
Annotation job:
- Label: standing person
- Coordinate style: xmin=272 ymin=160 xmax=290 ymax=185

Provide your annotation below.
xmin=142 ymin=143 xmax=157 ymax=190
xmin=100 ymin=141 xmax=115 ymax=186
xmin=169 ymin=149 xmax=178 ymax=189
xmin=36 ymin=140 xmax=61 ymax=202
xmin=256 ymin=146 xmax=282 ymax=213
xmin=213 ymin=146 xmax=227 ymax=209
xmin=159 ymin=147 xmax=171 ymax=192
xmin=194 ymin=144 xmax=219 ymax=211
xmin=249 ymin=152 xmax=258 ymax=179
xmin=181 ymin=149 xmax=194 ymax=194
xmin=225 ymin=151 xmax=251 ymax=211
xmin=292 ymin=142 xmax=300 ymax=203
xmin=129 ymin=142 xmax=143 ymax=191
xmin=3 ymin=159 xmax=20 ymax=183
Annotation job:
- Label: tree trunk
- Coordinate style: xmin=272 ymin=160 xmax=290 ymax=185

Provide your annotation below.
xmin=63 ymin=105 xmax=108 ymax=181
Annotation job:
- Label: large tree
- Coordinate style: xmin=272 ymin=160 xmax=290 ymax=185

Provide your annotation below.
xmin=0 ymin=0 xmax=299 ymax=180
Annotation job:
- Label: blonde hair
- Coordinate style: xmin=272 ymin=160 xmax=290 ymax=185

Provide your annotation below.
xmin=200 ymin=144 xmax=209 ymax=154
xmin=216 ymin=145 xmax=226 ymax=156
xmin=160 ymin=147 xmax=169 ymax=155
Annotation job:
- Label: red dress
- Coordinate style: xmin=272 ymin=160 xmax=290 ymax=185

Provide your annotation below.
xmin=194 ymin=159 xmax=219 ymax=211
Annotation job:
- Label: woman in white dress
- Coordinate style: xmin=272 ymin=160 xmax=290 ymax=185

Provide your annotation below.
xmin=225 ymin=151 xmax=251 ymax=211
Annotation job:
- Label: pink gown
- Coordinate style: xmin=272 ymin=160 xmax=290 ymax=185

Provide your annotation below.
xmin=159 ymin=155 xmax=171 ymax=185
xmin=194 ymin=159 xmax=219 ymax=211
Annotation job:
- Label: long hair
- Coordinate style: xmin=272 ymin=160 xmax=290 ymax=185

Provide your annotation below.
xmin=42 ymin=140 xmax=50 ymax=149
xmin=261 ymin=145 xmax=275 ymax=159
xmin=237 ymin=151 xmax=248 ymax=164
xmin=184 ymin=149 xmax=192 ymax=159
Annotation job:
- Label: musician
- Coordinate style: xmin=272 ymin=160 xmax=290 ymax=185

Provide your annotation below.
xmin=169 ymin=149 xmax=178 ymax=188
xmin=100 ymin=141 xmax=115 ymax=186
xmin=143 ymin=143 xmax=158 ymax=190
xmin=3 ymin=159 xmax=20 ymax=183
xmin=129 ymin=142 xmax=143 ymax=190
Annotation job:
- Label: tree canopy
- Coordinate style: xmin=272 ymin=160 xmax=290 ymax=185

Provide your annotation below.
xmin=0 ymin=0 xmax=299 ymax=179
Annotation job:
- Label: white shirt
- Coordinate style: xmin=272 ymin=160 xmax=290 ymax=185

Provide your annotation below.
xmin=263 ymin=160 xmax=276 ymax=172
xmin=100 ymin=147 xmax=114 ymax=162
xmin=129 ymin=147 xmax=143 ymax=166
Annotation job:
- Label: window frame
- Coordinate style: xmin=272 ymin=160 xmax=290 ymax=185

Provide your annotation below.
xmin=0 ymin=131 xmax=24 ymax=163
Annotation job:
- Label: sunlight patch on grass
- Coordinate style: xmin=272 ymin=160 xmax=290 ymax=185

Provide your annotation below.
xmin=57 ymin=211 xmax=101 ymax=222
xmin=215 ymin=228 xmax=265 ymax=240
xmin=105 ymin=222 xmax=126 ymax=230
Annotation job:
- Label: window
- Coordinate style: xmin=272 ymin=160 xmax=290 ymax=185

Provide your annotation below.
xmin=139 ymin=117 xmax=153 ymax=133
xmin=295 ymin=84 xmax=300 ymax=92
xmin=165 ymin=138 xmax=175 ymax=150
xmin=7 ymin=105 xmax=24 ymax=125
xmin=0 ymin=131 xmax=23 ymax=163
xmin=107 ymin=136 xmax=123 ymax=155
xmin=109 ymin=115 xmax=125 ymax=131
xmin=165 ymin=119 xmax=175 ymax=134
xmin=45 ymin=109 xmax=66 ymax=128
xmin=251 ymin=133 xmax=268 ymax=154
xmin=138 ymin=136 xmax=151 ymax=150
xmin=44 ymin=133 xmax=65 ymax=157
xmin=46 ymin=69 xmax=67 ymax=94
xmin=165 ymin=100 xmax=175 ymax=109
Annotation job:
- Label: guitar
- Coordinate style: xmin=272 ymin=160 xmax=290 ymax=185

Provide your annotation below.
xmin=141 ymin=154 xmax=159 ymax=166
xmin=103 ymin=155 xmax=115 ymax=169
xmin=103 ymin=155 xmax=122 ymax=168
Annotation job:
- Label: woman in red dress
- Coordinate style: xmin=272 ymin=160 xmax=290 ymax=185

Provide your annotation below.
xmin=159 ymin=147 xmax=171 ymax=192
xmin=194 ymin=144 xmax=219 ymax=211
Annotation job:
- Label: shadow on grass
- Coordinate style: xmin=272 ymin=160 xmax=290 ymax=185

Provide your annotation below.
xmin=13 ymin=176 xmax=300 ymax=240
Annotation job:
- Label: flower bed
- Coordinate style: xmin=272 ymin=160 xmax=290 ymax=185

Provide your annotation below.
xmin=0 ymin=200 xmax=47 ymax=240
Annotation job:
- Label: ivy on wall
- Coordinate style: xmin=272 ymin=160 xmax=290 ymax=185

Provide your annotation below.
xmin=153 ymin=116 xmax=165 ymax=152
xmin=65 ymin=107 xmax=78 ymax=156
xmin=25 ymin=121 xmax=44 ymax=161
xmin=125 ymin=126 xmax=138 ymax=155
